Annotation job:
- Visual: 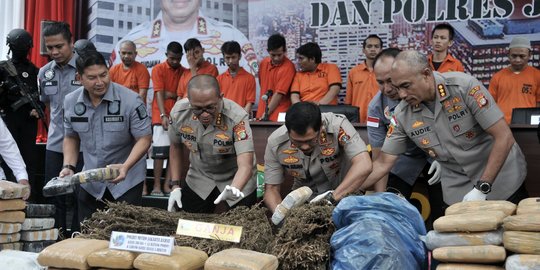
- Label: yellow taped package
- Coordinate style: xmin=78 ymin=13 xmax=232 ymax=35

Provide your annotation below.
xmin=20 ymin=228 xmax=58 ymax=241
xmin=505 ymin=254 xmax=540 ymax=270
xmin=205 ymin=248 xmax=278 ymax=270
xmin=433 ymin=211 xmax=506 ymax=232
xmin=436 ymin=264 xmax=504 ymax=270
xmin=0 ymin=242 xmax=22 ymax=251
xmin=503 ymin=231 xmax=540 ymax=255
xmin=445 ymin=201 xmax=516 ymax=216
xmin=503 ymin=214 xmax=540 ymax=232
xmin=87 ymin=248 xmax=138 ymax=269
xmin=22 ymin=218 xmax=55 ymax=231
xmin=0 ymin=199 xmax=26 ymax=212
xmin=432 ymin=245 xmax=506 ymax=263
xmin=37 ymin=238 xmax=109 ymax=270
xmin=0 ymin=180 xmax=29 ymax=200
xmin=0 ymin=233 xmax=21 ymax=244
xmin=0 ymin=222 xmax=22 ymax=234
xmin=0 ymin=211 xmax=25 ymax=223
xmin=133 ymin=246 xmax=208 ymax=270
xmin=517 ymin=197 xmax=540 ymax=215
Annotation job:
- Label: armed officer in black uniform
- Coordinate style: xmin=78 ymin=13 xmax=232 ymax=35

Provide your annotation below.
xmin=0 ymin=28 xmax=43 ymax=202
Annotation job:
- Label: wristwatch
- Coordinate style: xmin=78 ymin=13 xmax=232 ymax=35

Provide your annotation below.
xmin=62 ymin=164 xmax=76 ymax=171
xmin=475 ymin=180 xmax=492 ymax=194
xmin=324 ymin=191 xmax=337 ymax=205
xmin=170 ymin=180 xmax=181 ymax=187
xmin=160 ymin=113 xmax=168 ymax=118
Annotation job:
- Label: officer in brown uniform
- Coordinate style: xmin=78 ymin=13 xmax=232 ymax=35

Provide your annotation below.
xmin=362 ymin=50 xmax=528 ymax=205
xmin=167 ymin=74 xmax=256 ymax=213
xmin=263 ymin=102 xmax=372 ymax=212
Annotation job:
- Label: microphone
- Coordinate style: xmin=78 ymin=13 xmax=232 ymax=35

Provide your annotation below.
xmin=261 ymin=90 xmax=273 ymax=101
xmin=261 ymin=90 xmax=273 ymax=121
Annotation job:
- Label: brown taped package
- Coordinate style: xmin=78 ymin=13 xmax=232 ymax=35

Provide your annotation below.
xmin=37 ymin=238 xmax=109 ymax=270
xmin=503 ymin=231 xmax=540 ymax=255
xmin=433 ymin=211 xmax=506 ymax=232
xmin=503 ymin=214 xmax=540 ymax=232
xmin=0 ymin=222 xmax=22 ymax=234
xmin=87 ymin=248 xmax=138 ymax=269
xmin=445 ymin=201 xmax=516 ymax=216
xmin=133 ymin=246 xmax=208 ymax=270
xmin=436 ymin=264 xmax=504 ymax=270
xmin=0 ymin=180 xmax=30 ymax=200
xmin=433 ymin=245 xmax=506 ymax=263
xmin=20 ymin=228 xmax=58 ymax=241
xmin=0 ymin=199 xmax=26 ymax=211
xmin=21 ymin=218 xmax=55 ymax=231
xmin=517 ymin=197 xmax=540 ymax=215
xmin=205 ymin=248 xmax=278 ymax=270
xmin=0 ymin=233 xmax=21 ymax=243
xmin=0 ymin=211 xmax=25 ymax=223
xmin=0 ymin=242 xmax=22 ymax=251
xmin=505 ymin=254 xmax=540 ymax=270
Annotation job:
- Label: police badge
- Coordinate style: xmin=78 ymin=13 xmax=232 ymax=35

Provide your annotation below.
xmin=44 ymin=69 xmax=55 ymax=81
xmin=74 ymin=102 xmax=86 ymax=116
xmin=107 ymin=100 xmax=121 ymax=115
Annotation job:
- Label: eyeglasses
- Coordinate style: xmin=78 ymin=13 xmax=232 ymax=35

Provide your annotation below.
xmin=190 ymin=104 xmax=218 ymax=116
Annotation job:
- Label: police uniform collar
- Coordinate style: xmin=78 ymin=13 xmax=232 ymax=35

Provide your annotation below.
xmin=50 ymin=53 xmax=77 ymax=70
xmin=103 ymin=83 xmax=119 ymax=102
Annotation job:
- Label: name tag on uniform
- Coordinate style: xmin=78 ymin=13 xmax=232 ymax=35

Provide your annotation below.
xmin=71 ymin=80 xmax=81 ymax=86
xmin=70 ymin=117 xmax=88 ymax=122
xmin=44 ymin=81 xmax=58 ymax=86
xmin=104 ymin=116 xmax=124 ymax=122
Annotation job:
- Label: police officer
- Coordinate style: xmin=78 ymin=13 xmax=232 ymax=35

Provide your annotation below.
xmin=263 ymin=102 xmax=372 ymax=212
xmin=38 ymin=21 xmax=83 ymax=233
xmin=73 ymin=39 xmax=97 ymax=58
xmin=0 ymin=28 xmax=39 ymax=201
xmin=363 ymin=50 xmax=528 ymax=205
xmin=167 ymin=74 xmax=257 ymax=213
xmin=60 ymin=51 xmax=151 ymax=223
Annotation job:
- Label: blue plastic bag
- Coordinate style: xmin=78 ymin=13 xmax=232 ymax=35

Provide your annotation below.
xmin=331 ymin=193 xmax=427 ymax=270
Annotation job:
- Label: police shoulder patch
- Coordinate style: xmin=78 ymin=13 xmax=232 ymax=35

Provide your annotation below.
xmin=136 ymin=104 xmax=148 ymax=120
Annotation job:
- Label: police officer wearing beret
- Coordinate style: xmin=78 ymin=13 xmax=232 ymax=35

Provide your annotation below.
xmin=362 ymin=50 xmax=528 ymax=205
xmin=167 ymin=74 xmax=257 ymax=213
xmin=60 ymin=51 xmax=151 ymax=223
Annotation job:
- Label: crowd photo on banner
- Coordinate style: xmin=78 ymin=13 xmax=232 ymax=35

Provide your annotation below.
xmin=0 ymin=0 xmax=539 ymax=269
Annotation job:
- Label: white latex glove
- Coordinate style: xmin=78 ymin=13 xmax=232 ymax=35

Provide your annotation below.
xmin=214 ymin=185 xmax=244 ymax=204
xmin=427 ymin=161 xmax=442 ymax=185
xmin=309 ymin=190 xmax=334 ymax=204
xmin=167 ymin=188 xmax=182 ymax=212
xmin=462 ymin=188 xmax=487 ymax=202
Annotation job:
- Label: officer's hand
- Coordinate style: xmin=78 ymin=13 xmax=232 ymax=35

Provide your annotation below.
xmin=168 ymin=188 xmax=182 ymax=212
xmin=29 ymin=109 xmax=39 ymax=118
xmin=107 ymin=164 xmax=126 ymax=183
xmin=161 ymin=117 xmax=169 ymax=131
xmin=18 ymin=179 xmax=30 ymax=201
xmin=59 ymin=168 xmax=75 ymax=178
xmin=462 ymin=188 xmax=487 ymax=202
xmin=309 ymin=190 xmax=334 ymax=204
xmin=427 ymin=161 xmax=442 ymax=185
xmin=214 ymin=185 xmax=244 ymax=204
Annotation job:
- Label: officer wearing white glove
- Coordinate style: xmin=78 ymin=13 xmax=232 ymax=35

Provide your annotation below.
xmin=214 ymin=185 xmax=244 ymax=204
xmin=462 ymin=181 xmax=491 ymax=202
xmin=427 ymin=161 xmax=442 ymax=185
xmin=309 ymin=190 xmax=337 ymax=205
xmin=168 ymin=188 xmax=182 ymax=212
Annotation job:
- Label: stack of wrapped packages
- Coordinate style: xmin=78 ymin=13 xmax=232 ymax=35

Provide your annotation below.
xmin=503 ymin=197 xmax=540 ymax=269
xmin=0 ymin=180 xmax=29 ymax=251
xmin=22 ymin=204 xmax=57 ymax=252
xmin=425 ymin=201 xmax=515 ymax=269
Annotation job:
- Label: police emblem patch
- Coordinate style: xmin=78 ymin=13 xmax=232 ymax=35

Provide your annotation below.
xmin=136 ymin=104 xmax=148 ymax=119
xmin=421 ymin=138 xmax=430 ymax=145
xmin=321 ymin=147 xmax=335 ymax=156
xmin=412 ymin=120 xmax=424 ymax=129
xmin=107 ymin=101 xmax=121 ymax=115
xmin=233 ymin=122 xmax=248 ymax=141
xmin=22 ymin=72 xmax=28 ymax=78
xmin=44 ymin=69 xmax=55 ymax=81
xmin=283 ymin=156 xmax=299 ymax=164
xmin=337 ymin=128 xmax=350 ymax=145
xmin=74 ymin=102 xmax=86 ymax=116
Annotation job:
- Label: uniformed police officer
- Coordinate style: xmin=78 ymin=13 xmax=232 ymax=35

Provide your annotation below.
xmin=60 ymin=51 xmax=151 ymax=223
xmin=362 ymin=50 xmax=528 ymax=205
xmin=38 ymin=21 xmax=84 ymax=233
xmin=0 ymin=28 xmax=39 ymax=200
xmin=264 ymin=102 xmax=372 ymax=213
xmin=167 ymin=74 xmax=257 ymax=213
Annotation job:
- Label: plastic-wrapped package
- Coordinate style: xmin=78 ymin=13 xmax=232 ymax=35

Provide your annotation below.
xmin=505 ymin=254 xmax=540 ymax=270
xmin=25 ymin=204 xmax=55 ymax=218
xmin=0 ymin=222 xmax=22 ymax=234
xmin=432 ymin=245 xmax=506 ymax=263
xmin=0 ymin=199 xmax=26 ymax=211
xmin=0 ymin=180 xmax=29 ymax=199
xmin=20 ymin=228 xmax=58 ymax=241
xmin=0 ymin=210 xmax=25 ymax=223
xmin=424 ymin=229 xmax=503 ymax=250
xmin=503 ymin=214 xmax=540 ymax=231
xmin=37 ymin=238 xmax=109 ymax=269
xmin=22 ymin=218 xmax=55 ymax=231
xmin=205 ymin=248 xmax=278 ymax=270
xmin=517 ymin=197 xmax=540 ymax=215
xmin=43 ymin=167 xmax=120 ymax=197
xmin=133 ymin=246 xmax=207 ymax=270
xmin=87 ymin=248 xmax=138 ymax=269
xmin=503 ymin=231 xmax=540 ymax=255
xmin=433 ymin=211 xmax=506 ymax=232
xmin=331 ymin=193 xmax=427 ymax=270
xmin=437 ymin=264 xmax=504 ymax=270
xmin=0 ymin=233 xmax=20 ymax=243
xmin=22 ymin=240 xmax=55 ymax=253
xmin=445 ymin=201 xmax=516 ymax=216
xmin=0 ymin=242 xmax=21 ymax=250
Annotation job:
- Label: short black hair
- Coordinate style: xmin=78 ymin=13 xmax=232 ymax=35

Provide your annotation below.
xmin=296 ymin=42 xmax=322 ymax=64
xmin=166 ymin=41 xmax=183 ymax=55
xmin=432 ymin=24 xmax=455 ymax=40
xmin=363 ymin=34 xmax=383 ymax=49
xmin=267 ymin=34 xmax=286 ymax=51
xmin=42 ymin=21 xmax=72 ymax=42
xmin=184 ymin=38 xmax=202 ymax=52
xmin=373 ymin=48 xmax=402 ymax=68
xmin=76 ymin=50 xmax=107 ymax=75
xmin=285 ymin=102 xmax=322 ymax=135
xmin=221 ymin=41 xmax=241 ymax=55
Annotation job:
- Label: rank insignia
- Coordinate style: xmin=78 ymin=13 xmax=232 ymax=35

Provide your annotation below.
xmin=421 ymin=138 xmax=430 ymax=145
xmin=337 ymin=128 xmax=350 ymax=146
xmin=215 ymin=113 xmax=223 ymax=126
xmin=453 ymin=124 xmax=460 ymax=132
xmin=465 ymin=131 xmax=476 ymax=139
xmin=452 ymin=96 xmax=462 ymax=103
xmin=282 ymin=149 xmax=298 ymax=154
xmin=437 ymin=84 xmax=446 ymax=97
xmin=74 ymin=102 xmax=86 ymax=116
xmin=283 ymin=156 xmax=299 ymax=164
xmin=321 ymin=147 xmax=335 ymax=156
xmin=197 ymin=17 xmax=207 ymax=34
xmin=426 ymin=148 xmax=438 ymax=158
xmin=218 ymin=124 xmax=228 ymax=131
xmin=107 ymin=100 xmax=120 ymax=115
xmin=152 ymin=20 xmax=161 ymax=38
xmin=181 ymin=126 xmax=194 ymax=134
xmin=468 ymin=86 xmax=480 ymax=96
xmin=319 ymin=130 xmax=329 ymax=145
xmin=44 ymin=69 xmax=55 ymax=80
xmin=215 ymin=133 xmax=230 ymax=141
xmin=386 ymin=124 xmax=394 ymax=138
xmin=412 ymin=120 xmax=424 ymax=129
xmin=443 ymin=100 xmax=452 ymax=109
